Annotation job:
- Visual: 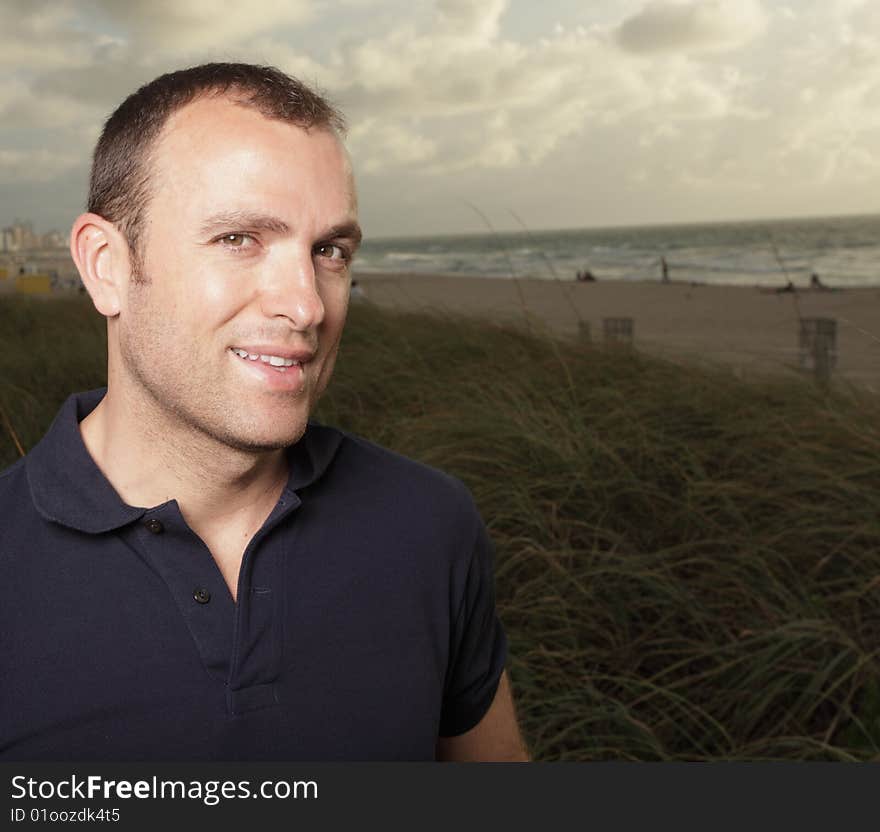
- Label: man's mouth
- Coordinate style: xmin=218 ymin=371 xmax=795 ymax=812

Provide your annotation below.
xmin=229 ymin=347 xmax=303 ymax=373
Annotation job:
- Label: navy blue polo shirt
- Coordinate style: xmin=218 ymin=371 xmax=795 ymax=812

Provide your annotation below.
xmin=0 ymin=389 xmax=507 ymax=761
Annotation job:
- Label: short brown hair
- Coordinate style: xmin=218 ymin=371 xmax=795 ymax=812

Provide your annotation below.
xmin=87 ymin=62 xmax=345 ymax=272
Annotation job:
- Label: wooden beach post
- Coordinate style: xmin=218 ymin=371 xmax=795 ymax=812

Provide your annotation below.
xmin=798 ymin=318 xmax=837 ymax=384
xmin=603 ymin=317 xmax=634 ymax=346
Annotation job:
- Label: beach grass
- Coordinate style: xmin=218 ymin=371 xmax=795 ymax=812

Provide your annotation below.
xmin=2 ymin=293 xmax=880 ymax=761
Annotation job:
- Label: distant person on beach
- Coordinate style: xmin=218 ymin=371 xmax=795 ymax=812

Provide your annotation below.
xmin=660 ymin=257 xmax=669 ymax=283
xmin=350 ymin=277 xmax=367 ymax=300
xmin=0 ymin=62 xmax=527 ymax=763
xmin=810 ymin=272 xmax=827 ymax=290
xmin=777 ymin=279 xmax=796 ymax=294
xmin=576 ymin=269 xmax=596 ymax=282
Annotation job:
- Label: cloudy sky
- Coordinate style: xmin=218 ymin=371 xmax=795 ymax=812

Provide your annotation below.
xmin=3 ymin=0 xmax=880 ymax=238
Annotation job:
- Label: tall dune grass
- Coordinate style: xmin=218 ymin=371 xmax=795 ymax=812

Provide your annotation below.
xmin=3 ymin=294 xmax=880 ymax=760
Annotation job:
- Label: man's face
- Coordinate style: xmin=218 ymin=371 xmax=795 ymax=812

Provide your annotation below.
xmin=115 ymin=96 xmax=360 ymax=451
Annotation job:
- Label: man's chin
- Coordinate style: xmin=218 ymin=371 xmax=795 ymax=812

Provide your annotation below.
xmin=212 ymin=416 xmax=309 ymax=454
xmin=225 ymin=428 xmax=307 ymax=453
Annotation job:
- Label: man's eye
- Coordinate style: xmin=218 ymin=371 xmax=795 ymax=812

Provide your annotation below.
xmin=315 ymin=243 xmax=348 ymax=262
xmin=217 ymin=233 xmax=254 ymax=249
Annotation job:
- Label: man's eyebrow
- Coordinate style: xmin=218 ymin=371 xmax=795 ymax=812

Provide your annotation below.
xmin=321 ymin=222 xmax=363 ymax=247
xmin=199 ymin=212 xmax=291 ymax=236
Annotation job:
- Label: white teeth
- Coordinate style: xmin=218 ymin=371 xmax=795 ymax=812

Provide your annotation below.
xmin=231 ymin=348 xmax=299 ymax=367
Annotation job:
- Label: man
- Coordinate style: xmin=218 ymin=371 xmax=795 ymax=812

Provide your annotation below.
xmin=0 ymin=63 xmax=528 ymax=761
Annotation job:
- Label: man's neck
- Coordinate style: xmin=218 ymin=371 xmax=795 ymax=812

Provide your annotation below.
xmin=79 ymin=385 xmax=290 ymax=539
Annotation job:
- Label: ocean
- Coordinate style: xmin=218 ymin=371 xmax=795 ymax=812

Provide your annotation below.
xmin=355 ymin=213 xmax=880 ymax=288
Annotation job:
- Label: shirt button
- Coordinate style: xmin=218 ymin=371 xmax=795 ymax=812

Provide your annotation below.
xmin=193 ymin=588 xmax=211 ymax=605
xmin=144 ymin=519 xmax=164 ymax=534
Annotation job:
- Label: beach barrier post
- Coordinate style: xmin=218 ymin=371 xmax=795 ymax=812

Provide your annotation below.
xmin=798 ymin=318 xmax=836 ymax=383
xmin=603 ymin=317 xmax=634 ymax=346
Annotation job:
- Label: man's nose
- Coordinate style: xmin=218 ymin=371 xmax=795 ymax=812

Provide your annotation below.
xmin=260 ymin=248 xmax=325 ymax=330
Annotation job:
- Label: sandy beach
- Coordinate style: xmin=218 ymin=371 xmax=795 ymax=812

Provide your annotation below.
xmin=354 ymin=272 xmax=880 ymax=390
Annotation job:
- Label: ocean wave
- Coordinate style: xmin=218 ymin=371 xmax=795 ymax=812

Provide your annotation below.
xmin=356 ymin=215 xmax=880 ymax=287
xmin=383 ymin=252 xmax=446 ymax=261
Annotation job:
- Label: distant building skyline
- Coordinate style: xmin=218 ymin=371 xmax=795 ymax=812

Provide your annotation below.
xmin=0 ymin=219 xmax=68 ymax=253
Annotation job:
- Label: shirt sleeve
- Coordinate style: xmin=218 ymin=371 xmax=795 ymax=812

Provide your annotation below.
xmin=438 ymin=505 xmax=508 ymax=738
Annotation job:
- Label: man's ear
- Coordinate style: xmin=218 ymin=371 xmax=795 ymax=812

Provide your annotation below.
xmin=69 ymin=213 xmax=134 ymax=317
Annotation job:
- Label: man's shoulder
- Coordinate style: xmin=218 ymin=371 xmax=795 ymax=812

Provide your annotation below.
xmin=333 ymin=427 xmax=469 ymax=494
xmin=0 ymin=456 xmax=28 ymax=496
xmin=319 ymin=425 xmax=480 ymax=522
xmin=318 ymin=427 xmax=487 ymax=561
xmin=0 ymin=457 xmax=34 ymax=552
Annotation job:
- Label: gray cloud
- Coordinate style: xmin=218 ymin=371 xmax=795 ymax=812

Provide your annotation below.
xmin=0 ymin=148 xmax=81 ymax=184
xmin=436 ymin=0 xmax=508 ymax=39
xmin=616 ymin=0 xmax=768 ymax=54
xmin=90 ymin=0 xmax=314 ymax=51
xmin=30 ymin=59 xmax=162 ymax=110
xmin=0 ymin=1 xmax=106 ymax=70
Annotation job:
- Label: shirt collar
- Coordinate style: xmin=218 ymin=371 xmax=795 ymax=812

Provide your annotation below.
xmin=26 ymin=387 xmax=343 ymax=534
